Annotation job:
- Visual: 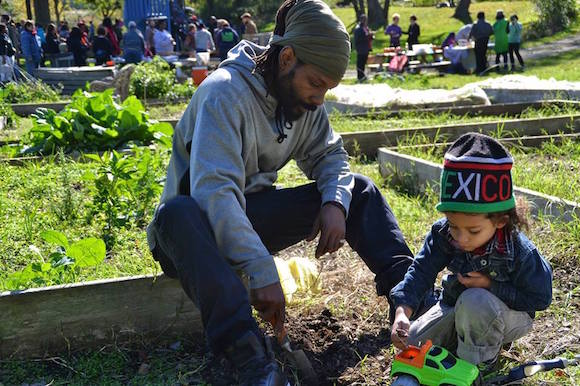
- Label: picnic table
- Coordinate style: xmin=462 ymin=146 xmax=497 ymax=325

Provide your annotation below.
xmin=367 ymin=44 xmax=450 ymax=74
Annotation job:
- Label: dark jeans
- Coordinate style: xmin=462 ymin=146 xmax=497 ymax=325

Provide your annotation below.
xmin=509 ymin=42 xmax=524 ymax=67
xmin=356 ymin=51 xmax=369 ymax=80
xmin=495 ymin=51 xmax=508 ymax=68
xmin=149 ymin=174 xmax=413 ymax=354
xmin=474 ymin=37 xmax=489 ymax=74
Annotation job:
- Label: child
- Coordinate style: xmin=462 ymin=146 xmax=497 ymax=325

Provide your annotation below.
xmin=508 ymin=14 xmax=524 ymax=71
xmin=385 ymin=13 xmax=402 ymax=48
xmin=390 ymin=133 xmax=553 ymax=376
xmin=403 ymin=15 xmax=420 ymax=50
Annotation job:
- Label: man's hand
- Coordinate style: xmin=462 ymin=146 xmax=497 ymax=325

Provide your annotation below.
xmin=250 ymin=281 xmax=286 ymax=334
xmin=391 ymin=305 xmax=413 ymax=350
xmin=306 ymin=202 xmax=346 ymax=258
xmin=458 ymin=271 xmax=491 ymax=289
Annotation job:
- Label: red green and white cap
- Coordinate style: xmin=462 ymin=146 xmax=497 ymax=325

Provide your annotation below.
xmin=436 ymin=133 xmax=515 ymax=213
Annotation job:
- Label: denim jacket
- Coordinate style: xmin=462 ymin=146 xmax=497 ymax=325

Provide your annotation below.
xmin=390 ymin=218 xmax=553 ymax=318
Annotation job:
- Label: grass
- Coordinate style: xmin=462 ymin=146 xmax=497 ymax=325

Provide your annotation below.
xmin=395 ymin=135 xmax=580 ymax=202
xmin=332 ymin=1 xmax=539 ymax=54
xmin=1 ymin=154 xmax=578 ymax=384
xmin=340 ymin=48 xmax=580 ymax=89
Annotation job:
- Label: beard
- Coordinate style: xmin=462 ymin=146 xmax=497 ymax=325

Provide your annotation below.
xmin=275 ymin=67 xmax=317 ymax=122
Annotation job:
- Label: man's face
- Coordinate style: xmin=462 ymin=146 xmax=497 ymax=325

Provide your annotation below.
xmin=276 ymin=51 xmax=339 ymax=122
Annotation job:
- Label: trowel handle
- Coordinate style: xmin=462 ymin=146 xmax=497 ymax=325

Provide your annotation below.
xmin=269 ymin=313 xmax=288 ymax=345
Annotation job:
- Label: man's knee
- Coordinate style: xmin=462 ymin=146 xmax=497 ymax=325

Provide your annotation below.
xmin=353 ymin=173 xmax=376 ymax=194
xmin=156 ymin=195 xmax=202 ymax=229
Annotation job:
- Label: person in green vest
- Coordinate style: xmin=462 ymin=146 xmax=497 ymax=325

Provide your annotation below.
xmin=493 ymin=10 xmax=509 ymax=70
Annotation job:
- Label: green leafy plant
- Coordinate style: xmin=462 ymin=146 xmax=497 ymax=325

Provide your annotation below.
xmin=130 ymin=56 xmax=176 ymax=100
xmin=23 ymin=89 xmax=173 ymax=154
xmin=1 ymin=231 xmax=106 ymax=291
xmin=83 ymin=147 xmax=165 ymax=247
xmin=0 ymin=80 xmax=62 ymax=104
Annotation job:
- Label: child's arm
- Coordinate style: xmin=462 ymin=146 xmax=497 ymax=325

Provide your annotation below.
xmin=489 ymin=247 xmax=553 ymax=312
xmin=390 ymin=222 xmax=451 ymax=314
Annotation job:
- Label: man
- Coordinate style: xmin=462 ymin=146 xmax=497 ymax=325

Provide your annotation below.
xmin=353 ymin=14 xmax=372 ymax=82
xmin=147 ymin=1 xmax=416 ymax=384
xmin=215 ymin=19 xmax=239 ymax=61
xmin=1 ymin=15 xmax=19 ymax=62
xmin=122 ymin=21 xmax=145 ymax=64
xmin=240 ymin=12 xmax=258 ymax=35
xmin=20 ymin=20 xmax=41 ymax=75
xmin=153 ymin=18 xmax=175 ymax=56
xmin=194 ymin=23 xmax=215 ymax=53
xmin=470 ymin=11 xmax=493 ymax=74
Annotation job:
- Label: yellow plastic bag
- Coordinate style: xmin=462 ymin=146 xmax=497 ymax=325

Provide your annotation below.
xmin=288 ymin=256 xmax=322 ymax=293
xmin=274 ymin=257 xmax=298 ymax=303
xmin=274 ymin=257 xmax=322 ymax=304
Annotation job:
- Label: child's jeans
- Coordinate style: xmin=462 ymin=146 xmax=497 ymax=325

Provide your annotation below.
xmin=408 ymin=288 xmax=533 ymax=364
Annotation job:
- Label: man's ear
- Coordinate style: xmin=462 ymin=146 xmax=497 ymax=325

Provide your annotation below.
xmin=278 ymin=46 xmax=297 ymax=74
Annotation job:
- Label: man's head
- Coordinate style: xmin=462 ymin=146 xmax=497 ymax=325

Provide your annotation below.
xmin=477 ymin=12 xmax=485 ymax=20
xmin=241 ymin=12 xmax=252 ymax=24
xmin=257 ymin=0 xmax=349 ymax=123
xmin=128 ymin=21 xmax=137 ymax=29
xmin=1 ymin=15 xmax=9 ymax=24
xmin=0 ymin=23 xmax=7 ymax=35
xmin=359 ymin=14 xmax=367 ymax=25
xmin=97 ymin=26 xmax=106 ymax=36
xmin=24 ymin=20 xmax=34 ymax=31
xmin=496 ymin=10 xmax=505 ymax=20
xmin=410 ymin=15 xmax=417 ymax=24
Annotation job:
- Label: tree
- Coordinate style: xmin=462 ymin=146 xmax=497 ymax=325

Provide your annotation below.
xmin=53 ymin=0 xmax=69 ymax=24
xmin=367 ymin=0 xmax=385 ymax=28
xmin=452 ymin=0 xmax=472 ymax=24
xmin=86 ymin=0 xmax=121 ymax=18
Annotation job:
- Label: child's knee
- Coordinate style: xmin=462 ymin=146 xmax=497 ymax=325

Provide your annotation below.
xmin=455 ymin=288 xmax=502 ymax=325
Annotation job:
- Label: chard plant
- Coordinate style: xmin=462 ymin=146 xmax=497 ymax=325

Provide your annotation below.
xmin=23 ymin=89 xmax=173 ymax=154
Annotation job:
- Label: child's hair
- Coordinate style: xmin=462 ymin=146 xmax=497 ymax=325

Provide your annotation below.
xmin=410 ymin=15 xmax=417 ymax=21
xmin=510 ymin=14 xmax=518 ymax=22
xmin=392 ymin=13 xmax=400 ymax=21
xmin=488 ymin=196 xmax=529 ymax=234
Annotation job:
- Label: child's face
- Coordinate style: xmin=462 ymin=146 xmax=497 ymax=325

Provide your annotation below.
xmin=393 ymin=17 xmax=399 ymax=25
xmin=445 ymin=212 xmax=506 ymax=252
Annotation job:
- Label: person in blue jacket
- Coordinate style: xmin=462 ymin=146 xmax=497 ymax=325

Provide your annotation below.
xmin=216 ymin=19 xmax=239 ymax=61
xmin=390 ymin=133 xmax=552 ymax=378
xmin=20 ymin=20 xmax=42 ymax=75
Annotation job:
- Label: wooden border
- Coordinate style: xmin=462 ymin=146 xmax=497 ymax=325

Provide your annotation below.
xmin=378 ymin=148 xmax=580 ymax=222
xmin=340 ymin=114 xmax=579 ymax=157
xmin=0 ymin=275 xmax=201 ymax=359
xmin=325 ymin=100 xmax=580 ymax=118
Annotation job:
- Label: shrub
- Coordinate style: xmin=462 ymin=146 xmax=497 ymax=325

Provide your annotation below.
xmin=129 ymin=57 xmax=175 ymax=100
xmin=531 ymin=0 xmax=578 ymax=34
xmin=0 ymin=81 xmax=62 ymax=104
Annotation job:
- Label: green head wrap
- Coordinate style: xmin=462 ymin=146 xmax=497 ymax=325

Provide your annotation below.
xmin=270 ymin=0 xmax=351 ymax=82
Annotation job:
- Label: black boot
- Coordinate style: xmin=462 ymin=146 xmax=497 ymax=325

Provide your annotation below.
xmin=224 ymin=331 xmax=289 ymax=386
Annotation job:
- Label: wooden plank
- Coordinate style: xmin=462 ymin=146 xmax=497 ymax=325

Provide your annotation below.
xmin=0 ymin=275 xmax=202 ymax=359
xmin=326 ymin=100 xmax=580 ymax=118
xmin=378 ymin=148 xmax=580 ymax=222
xmin=388 ymin=133 xmax=580 ymax=152
xmin=342 ymin=114 xmax=580 ymax=157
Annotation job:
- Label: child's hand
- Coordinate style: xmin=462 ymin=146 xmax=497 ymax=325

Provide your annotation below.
xmin=458 ymin=271 xmax=491 ymax=289
xmin=391 ymin=306 xmax=412 ymax=350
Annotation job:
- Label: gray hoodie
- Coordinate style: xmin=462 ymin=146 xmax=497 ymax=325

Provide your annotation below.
xmin=148 ymin=41 xmax=354 ymax=289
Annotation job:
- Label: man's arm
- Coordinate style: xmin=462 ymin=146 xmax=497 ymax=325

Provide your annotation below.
xmin=186 ymin=89 xmax=279 ymax=291
xmin=295 ymin=109 xmax=353 ymax=215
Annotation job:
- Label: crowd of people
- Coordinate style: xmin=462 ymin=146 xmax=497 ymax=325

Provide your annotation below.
xmin=0 ymin=10 xmax=261 ymax=81
xmin=353 ymin=9 xmax=526 ymax=81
